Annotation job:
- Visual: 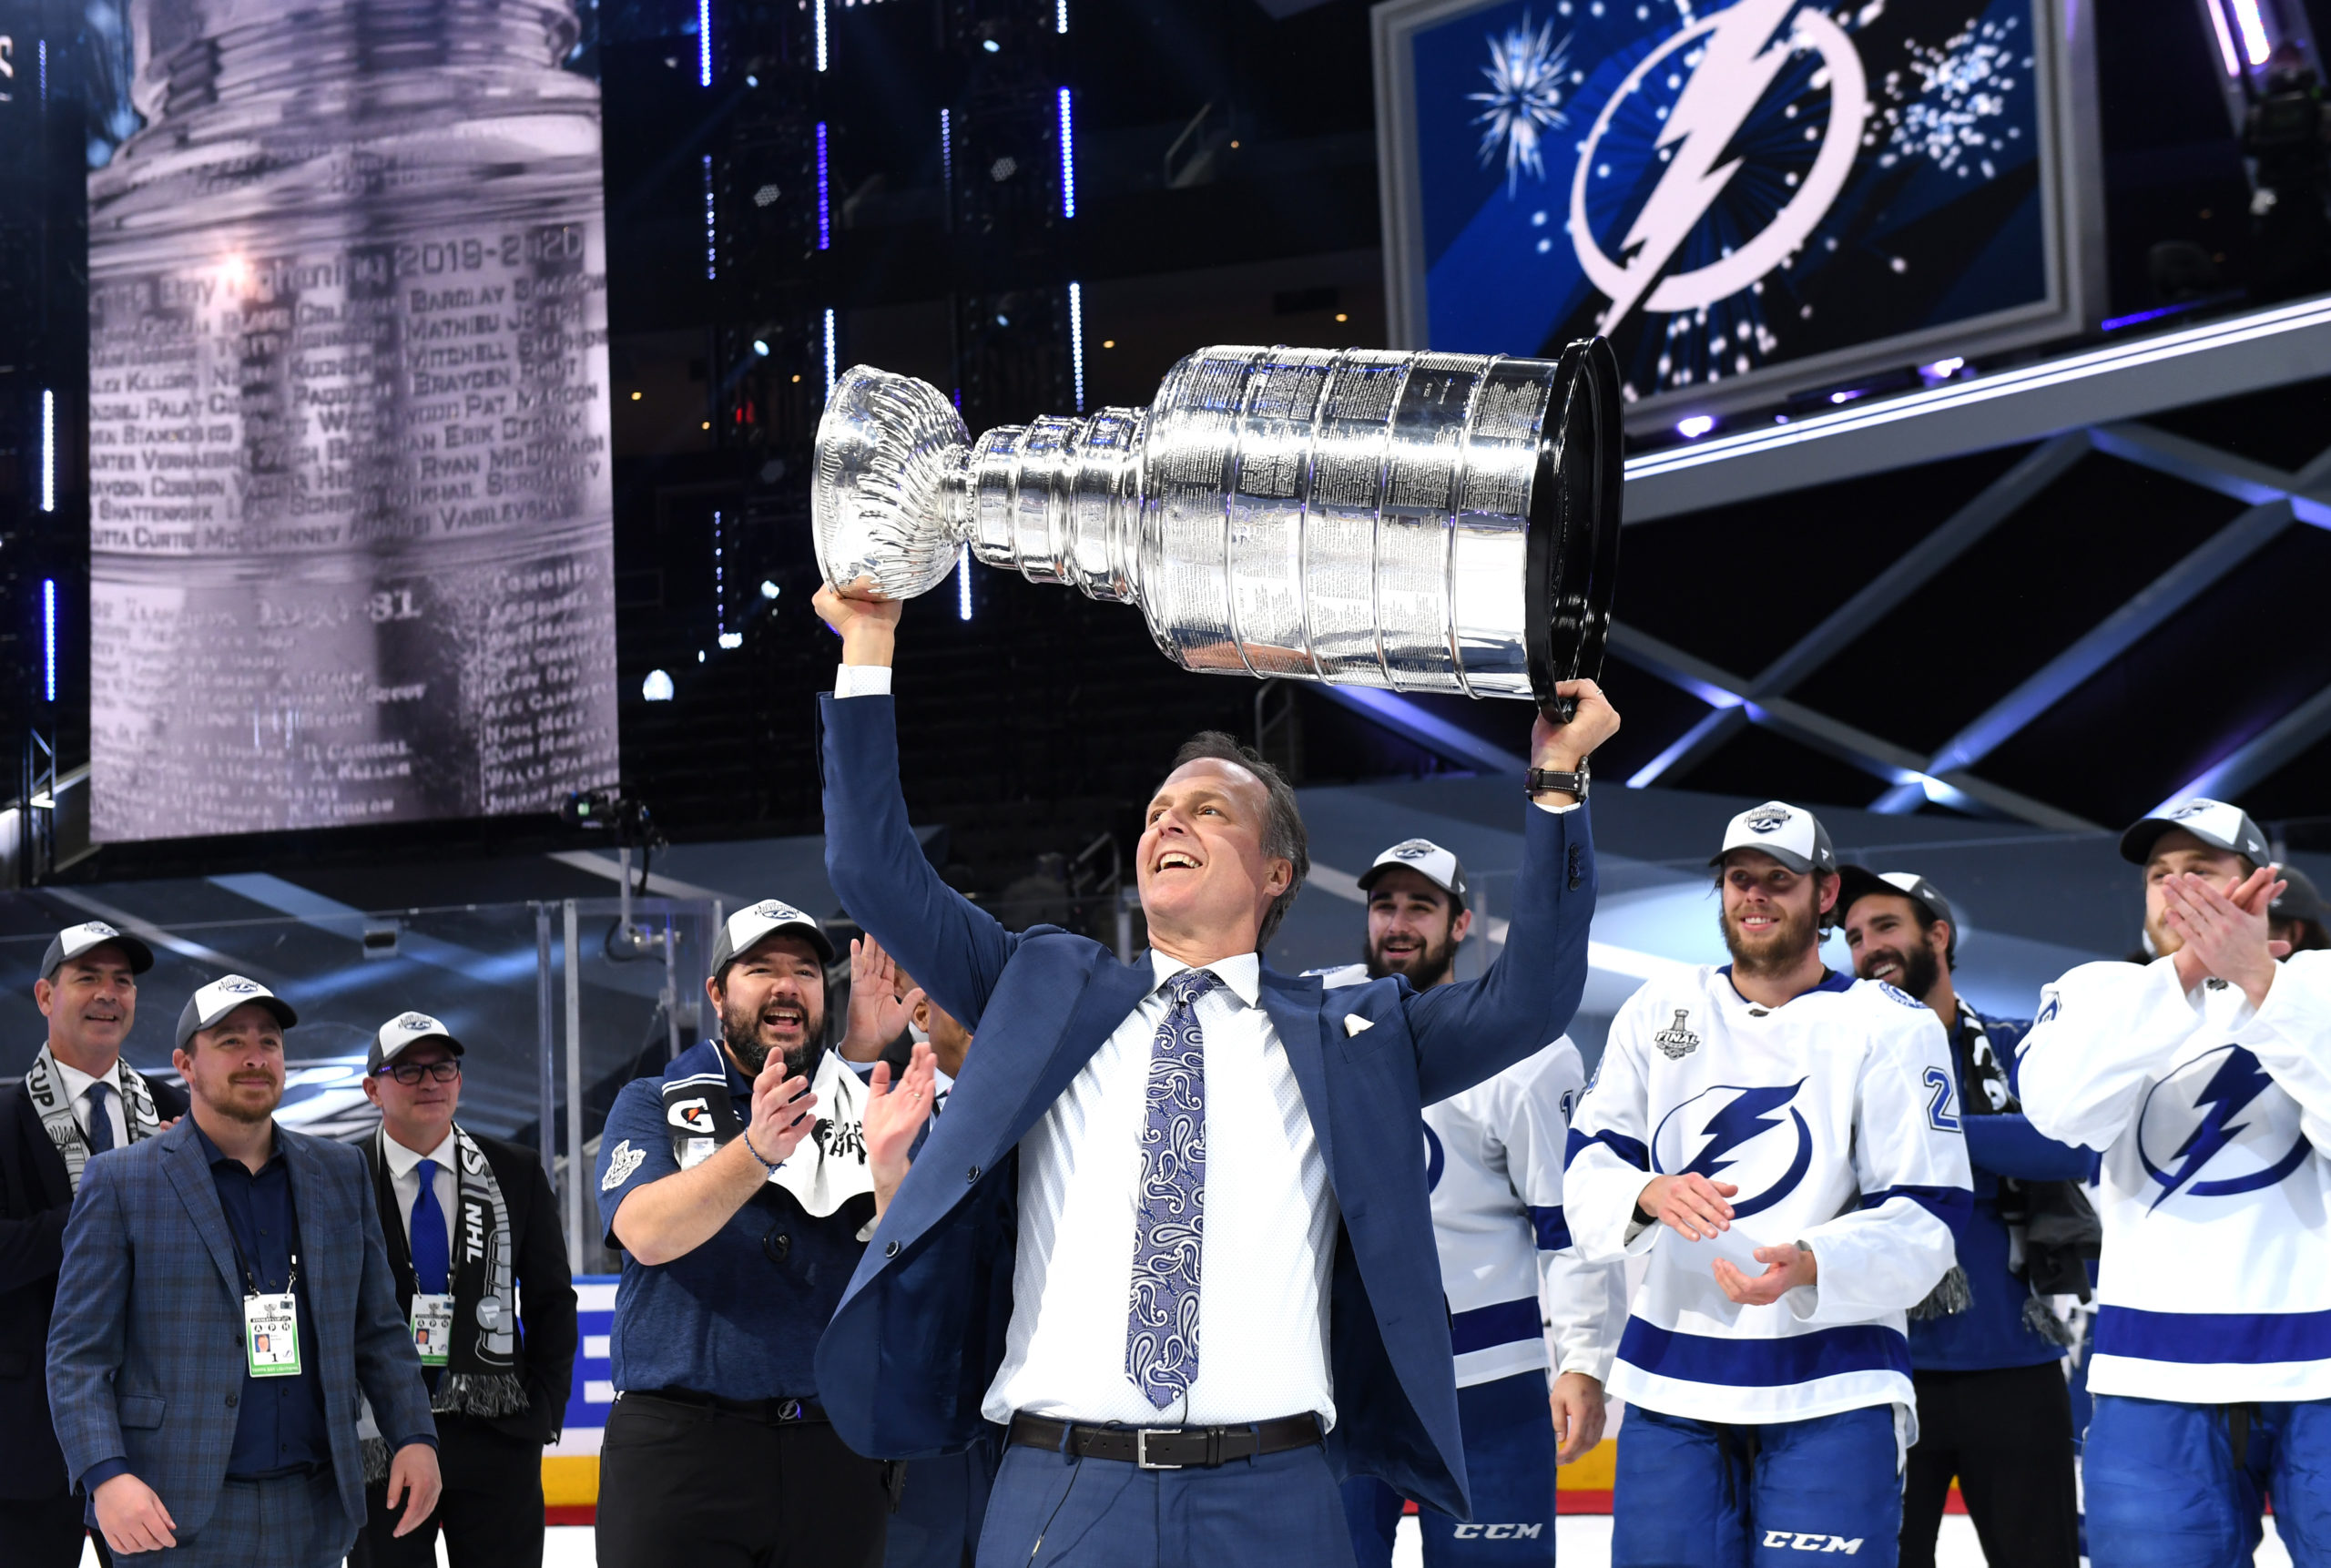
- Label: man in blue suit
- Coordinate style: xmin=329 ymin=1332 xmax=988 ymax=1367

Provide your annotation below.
xmin=809 ymin=585 xmax=1617 ymax=1567
xmin=47 ymin=976 xmax=441 ymax=1564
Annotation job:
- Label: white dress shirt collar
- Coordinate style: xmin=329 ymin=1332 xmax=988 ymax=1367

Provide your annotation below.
xmin=48 ymin=1054 xmax=108 ymax=1102
xmin=382 ymin=1126 xmax=458 ymax=1176
xmin=1146 ymin=950 xmax=1261 ymax=1009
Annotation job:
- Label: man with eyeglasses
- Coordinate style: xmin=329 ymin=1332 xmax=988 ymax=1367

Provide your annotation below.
xmin=350 ymin=1013 xmax=575 ymax=1568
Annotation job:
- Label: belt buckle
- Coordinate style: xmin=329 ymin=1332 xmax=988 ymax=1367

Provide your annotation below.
xmin=1135 ymin=1430 xmax=1181 ymax=1471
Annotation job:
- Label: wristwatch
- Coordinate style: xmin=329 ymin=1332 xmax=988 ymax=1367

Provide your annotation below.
xmin=1526 ymin=763 xmax=1589 ymax=800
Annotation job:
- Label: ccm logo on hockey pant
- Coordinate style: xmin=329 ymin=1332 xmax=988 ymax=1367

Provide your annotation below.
xmin=1761 ymin=1532 xmax=1863 ymax=1553
xmin=1451 ymin=1523 xmax=1545 ymax=1539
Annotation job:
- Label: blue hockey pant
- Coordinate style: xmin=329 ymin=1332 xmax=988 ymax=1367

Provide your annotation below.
xmin=2084 ymin=1393 xmax=2331 ymax=1568
xmin=1611 ymin=1402 xmax=1901 ymax=1568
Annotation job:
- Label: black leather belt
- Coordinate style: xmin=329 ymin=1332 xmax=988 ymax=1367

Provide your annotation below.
xmin=1008 ymin=1412 xmax=1323 ymax=1470
xmin=628 ymin=1387 xmax=828 ymax=1424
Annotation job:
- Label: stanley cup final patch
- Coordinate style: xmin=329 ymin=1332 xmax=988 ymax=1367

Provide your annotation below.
xmin=1653 ymin=1009 xmax=1702 ymax=1059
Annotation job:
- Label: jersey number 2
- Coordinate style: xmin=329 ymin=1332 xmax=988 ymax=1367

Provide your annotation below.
xmin=1922 ymin=1067 xmax=1961 ymax=1133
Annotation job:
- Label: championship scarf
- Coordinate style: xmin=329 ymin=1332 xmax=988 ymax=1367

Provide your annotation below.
xmin=359 ymin=1123 xmax=532 ymax=1480
xmin=664 ymin=1045 xmax=876 ymax=1218
xmin=22 ymin=1046 xmax=162 ymax=1196
xmin=1907 ymin=1006 xmax=2098 ymax=1341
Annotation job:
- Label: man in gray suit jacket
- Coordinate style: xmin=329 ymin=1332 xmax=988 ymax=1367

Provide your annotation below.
xmin=47 ymin=976 xmax=441 ymax=1564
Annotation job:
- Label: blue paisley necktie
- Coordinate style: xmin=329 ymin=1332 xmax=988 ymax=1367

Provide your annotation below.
xmin=1125 ymin=967 xmax=1219 ymax=1410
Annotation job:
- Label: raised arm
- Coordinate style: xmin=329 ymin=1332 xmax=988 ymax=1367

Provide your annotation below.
xmin=1407 ymin=685 xmax=1616 ymax=1104
xmin=816 ymin=585 xmax=1020 ymax=1029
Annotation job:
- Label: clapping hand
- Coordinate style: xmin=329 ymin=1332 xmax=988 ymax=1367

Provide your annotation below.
xmin=747 ymin=1050 xmax=818 ymax=1168
xmin=864 ymin=1042 xmax=939 ymax=1217
xmin=1714 ymin=1242 xmax=1817 ymax=1307
xmin=843 ymin=934 xmax=926 ymax=1061
xmin=2163 ymin=864 xmax=2288 ymax=1007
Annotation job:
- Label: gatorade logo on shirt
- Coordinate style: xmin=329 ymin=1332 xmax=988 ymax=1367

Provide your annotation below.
xmin=2136 ymin=1045 xmax=2309 ymax=1207
xmin=1653 ymin=1079 xmax=1814 ymax=1219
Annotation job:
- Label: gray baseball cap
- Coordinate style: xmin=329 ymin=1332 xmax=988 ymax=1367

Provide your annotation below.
xmin=1359 ymin=838 xmax=1470 ymax=909
xmin=2121 ymin=798 xmax=2270 ymax=867
xmin=709 ymin=898 xmax=836 ymax=977
xmin=175 ymin=974 xmax=298 ymax=1050
xmin=1712 ymin=801 xmax=1837 ymax=876
xmin=41 ymin=921 xmax=155 ymax=981
xmin=1837 ymin=868 xmax=1959 ymax=960
xmin=368 ymin=1011 xmax=464 ymax=1074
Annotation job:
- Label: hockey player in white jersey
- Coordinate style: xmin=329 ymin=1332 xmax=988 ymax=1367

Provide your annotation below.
xmin=1325 ymin=839 xmax=1626 ymax=1567
xmin=1565 ymin=802 xmax=1971 ymax=1568
xmin=2016 ymin=799 xmax=2331 ymax=1568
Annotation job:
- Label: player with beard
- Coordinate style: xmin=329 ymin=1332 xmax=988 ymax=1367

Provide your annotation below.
xmin=1321 ymin=839 xmax=1624 ymax=1568
xmin=1565 ymin=803 xmax=1970 ymax=1568
xmin=1837 ymin=870 xmax=2090 ymax=1568
xmin=593 ymin=898 xmax=918 ymax=1568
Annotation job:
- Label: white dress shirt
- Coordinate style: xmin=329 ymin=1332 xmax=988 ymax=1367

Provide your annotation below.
xmin=982 ymin=952 xmax=1340 ymax=1429
xmin=382 ymin=1127 xmax=459 ymax=1272
xmin=49 ymin=1057 xmax=128 ymax=1149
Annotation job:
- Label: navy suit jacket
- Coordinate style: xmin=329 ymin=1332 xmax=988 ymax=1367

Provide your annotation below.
xmin=46 ymin=1117 xmax=434 ymax=1537
xmin=809 ymin=692 xmax=1595 ymax=1520
xmin=0 ymin=1073 xmax=188 ymax=1501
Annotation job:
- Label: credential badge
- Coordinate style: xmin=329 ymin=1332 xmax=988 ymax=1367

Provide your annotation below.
xmin=1653 ymin=1008 xmax=1701 ymax=1060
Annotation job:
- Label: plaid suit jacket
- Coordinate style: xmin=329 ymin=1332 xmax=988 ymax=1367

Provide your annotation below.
xmin=46 ymin=1117 xmax=433 ymax=1537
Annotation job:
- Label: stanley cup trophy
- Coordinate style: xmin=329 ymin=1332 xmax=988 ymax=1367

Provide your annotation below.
xmin=811 ymin=341 xmax=1623 ymax=718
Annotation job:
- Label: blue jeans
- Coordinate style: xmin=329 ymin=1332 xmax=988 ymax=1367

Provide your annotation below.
xmin=1612 ymin=1404 xmax=1901 ymax=1568
xmin=975 ymin=1433 xmax=1351 ymax=1567
xmin=2084 ymin=1394 xmax=2331 ymax=1568
xmin=1343 ymin=1371 xmax=1556 ymax=1566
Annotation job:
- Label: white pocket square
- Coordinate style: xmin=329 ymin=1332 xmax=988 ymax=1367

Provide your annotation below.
xmin=1343 ymin=1014 xmax=1375 ymax=1037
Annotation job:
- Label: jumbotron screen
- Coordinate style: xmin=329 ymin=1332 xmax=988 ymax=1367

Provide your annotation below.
xmin=1374 ymin=0 xmax=2099 ymax=422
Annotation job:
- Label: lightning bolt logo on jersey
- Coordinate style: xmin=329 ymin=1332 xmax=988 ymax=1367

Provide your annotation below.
xmin=1562 ymin=964 xmax=1970 ymax=1426
xmin=1653 ymin=1080 xmax=1813 ymax=1219
xmin=2136 ymin=1046 xmax=2309 ymax=1210
xmin=2017 ymin=953 xmax=2331 ymax=1405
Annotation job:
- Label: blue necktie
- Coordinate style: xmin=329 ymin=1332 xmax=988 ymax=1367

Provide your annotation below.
xmin=83 ymin=1082 xmax=114 ymax=1155
xmin=1125 ymin=968 xmax=1218 ymax=1410
xmin=411 ymin=1159 xmax=450 ymax=1295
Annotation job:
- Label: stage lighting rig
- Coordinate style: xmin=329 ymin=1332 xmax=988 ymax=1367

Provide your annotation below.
xmin=561 ymin=785 xmax=672 ymax=959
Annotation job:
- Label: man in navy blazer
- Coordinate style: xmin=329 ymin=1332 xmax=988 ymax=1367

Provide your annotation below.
xmin=809 ymin=585 xmax=1617 ymax=1566
xmin=47 ymin=977 xmax=440 ymax=1564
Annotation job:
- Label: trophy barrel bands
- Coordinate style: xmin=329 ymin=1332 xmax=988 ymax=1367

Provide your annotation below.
xmin=807 ymin=343 xmax=1622 ymax=703
xmin=1133 ymin=344 xmax=1596 ymax=700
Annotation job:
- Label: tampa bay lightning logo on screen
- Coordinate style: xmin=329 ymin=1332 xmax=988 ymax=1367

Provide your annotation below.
xmin=1408 ymin=0 xmax=2048 ymax=402
xmin=2135 ymin=1046 xmax=2308 ymax=1211
xmin=1651 ymin=1078 xmax=1812 ymax=1218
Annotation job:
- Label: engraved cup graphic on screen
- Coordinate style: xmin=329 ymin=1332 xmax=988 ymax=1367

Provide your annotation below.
xmin=87 ymin=0 xmax=619 ymax=839
xmin=813 ymin=342 xmax=1624 ymax=714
